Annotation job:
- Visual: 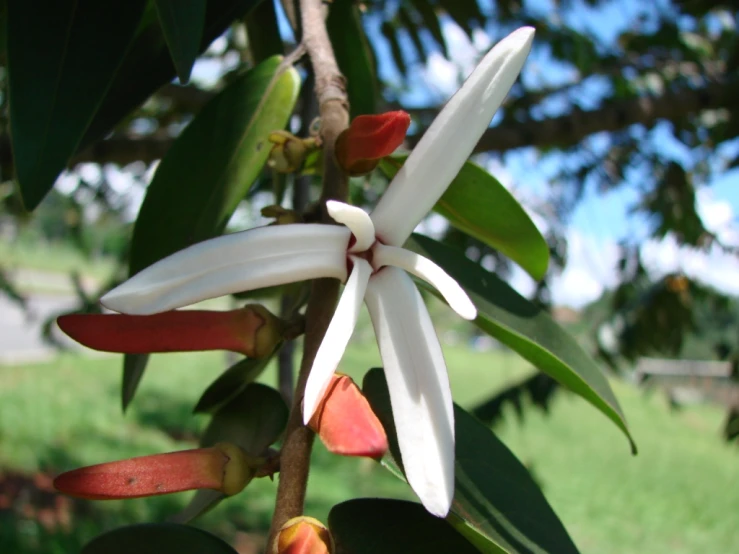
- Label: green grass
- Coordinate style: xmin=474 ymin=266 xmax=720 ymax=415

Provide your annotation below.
xmin=0 ymin=238 xmax=116 ymax=281
xmin=1 ymin=340 xmax=737 ymax=553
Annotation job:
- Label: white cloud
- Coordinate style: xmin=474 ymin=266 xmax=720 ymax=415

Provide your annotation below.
xmin=534 ymin=188 xmax=739 ymax=308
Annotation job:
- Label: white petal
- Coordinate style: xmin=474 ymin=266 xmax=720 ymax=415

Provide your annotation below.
xmin=364 ymin=267 xmax=455 ymax=516
xmin=303 ymin=257 xmax=372 ymax=423
xmin=102 ymin=224 xmax=350 ymax=315
xmin=371 ymin=27 xmax=535 ymax=246
xmin=373 ymin=244 xmax=477 ymax=320
xmin=326 ymin=200 xmax=376 ymax=252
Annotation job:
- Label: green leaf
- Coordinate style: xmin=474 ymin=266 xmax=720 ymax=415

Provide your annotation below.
xmin=82 ymin=523 xmax=238 ymax=554
xmin=407 ymin=234 xmax=636 ymax=452
xmin=327 ymin=0 xmax=378 ymax=117
xmin=7 ymin=0 xmax=146 ymax=210
xmin=410 ymin=0 xmax=448 ymax=58
xmin=363 ymin=369 xmax=580 ymax=554
xmin=193 ymin=353 xmax=277 ymax=414
xmin=397 ymin=7 xmax=426 ymax=60
xmin=329 ymin=499 xmax=480 ymax=554
xmin=153 ymin=0 xmax=207 ymax=83
xmin=79 ymin=0 xmax=262 ymax=151
xmin=129 ymin=55 xmax=299 ymax=273
xmin=121 ymin=55 xmax=300 ymax=408
xmin=380 ymin=157 xmax=549 ymax=280
xmin=381 ymin=21 xmax=408 ymax=77
xmin=439 ymin=0 xmax=484 ymax=38
xmin=244 ymin=0 xmax=283 ymax=64
xmin=174 ymin=383 xmax=288 ymax=523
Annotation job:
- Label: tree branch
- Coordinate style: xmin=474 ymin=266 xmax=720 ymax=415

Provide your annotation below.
xmin=464 ymin=80 xmax=739 ymax=153
xmin=4 ymin=80 xmax=734 ymax=172
xmin=267 ymin=0 xmax=348 ymax=547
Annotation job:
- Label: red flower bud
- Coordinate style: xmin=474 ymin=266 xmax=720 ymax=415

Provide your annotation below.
xmin=335 ymin=111 xmax=411 ymax=175
xmin=58 ymin=305 xmax=281 ymax=358
xmin=53 ymin=443 xmax=254 ymax=500
xmin=308 ymin=374 xmax=388 ymax=459
xmin=274 ymin=516 xmax=333 ymax=554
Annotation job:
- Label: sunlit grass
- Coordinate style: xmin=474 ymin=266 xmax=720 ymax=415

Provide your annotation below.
xmin=1 ymin=338 xmax=737 ymax=553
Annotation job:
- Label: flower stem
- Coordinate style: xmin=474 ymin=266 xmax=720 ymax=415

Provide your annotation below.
xmin=268 ymin=0 xmax=349 ymax=546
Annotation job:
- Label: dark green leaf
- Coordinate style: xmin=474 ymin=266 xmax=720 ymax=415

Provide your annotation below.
xmin=79 ymin=0 xmax=262 ymax=151
xmin=327 ymin=0 xmax=378 ymax=117
xmin=380 ymin=157 xmax=549 ymax=280
xmin=440 ymin=0 xmax=484 ymax=38
xmin=381 ymin=21 xmax=408 ymax=77
xmin=174 ymin=383 xmax=287 ymax=523
xmin=82 ymin=523 xmax=237 ymax=554
xmin=410 ymin=0 xmax=448 ymax=58
xmin=407 ymin=234 xmax=636 ymax=451
xmin=397 ymin=7 xmax=426 ymax=61
xmin=330 ymin=498 xmax=480 ymax=554
xmin=194 ymin=353 xmax=277 ymax=414
xmin=7 ymin=0 xmax=146 ymax=210
xmin=129 ymin=55 xmax=299 ymax=273
xmin=154 ymin=0 xmax=207 ymax=83
xmin=200 ymin=383 xmax=288 ymax=452
xmin=363 ymin=369 xmax=580 ymax=554
xmin=244 ymin=0 xmax=283 ymax=64
xmin=122 ymin=55 xmax=300 ymax=407
xmin=122 ymin=353 xmax=149 ymax=411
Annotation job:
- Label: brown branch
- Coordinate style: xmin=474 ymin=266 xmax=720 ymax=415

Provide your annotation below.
xmin=267 ymin=0 xmax=348 ymax=547
xmin=3 ymin=80 xmax=734 ymax=173
xmin=461 ymin=80 xmax=739 ymax=153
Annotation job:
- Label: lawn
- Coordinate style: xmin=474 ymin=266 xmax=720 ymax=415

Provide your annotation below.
xmin=1 ymin=338 xmax=737 ymax=553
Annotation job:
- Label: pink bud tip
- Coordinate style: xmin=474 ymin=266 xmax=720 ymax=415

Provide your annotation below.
xmin=308 ymin=375 xmax=388 ymax=459
xmin=275 ymin=516 xmax=333 ymax=554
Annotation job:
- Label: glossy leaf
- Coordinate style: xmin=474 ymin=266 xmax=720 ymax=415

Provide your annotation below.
xmin=407 ymin=234 xmax=636 ymax=451
xmin=154 ymin=0 xmax=207 ymax=83
xmin=175 ymin=383 xmax=288 ymax=523
xmin=193 ymin=353 xmax=277 ymax=414
xmin=79 ymin=0 xmax=261 ymax=150
xmin=129 ymin=55 xmax=299 ymax=273
xmin=363 ymin=369 xmax=580 ymax=554
xmin=380 ymin=156 xmax=549 ymax=280
xmin=329 ymin=499 xmax=479 ymax=554
xmin=82 ymin=523 xmax=237 ymax=554
xmin=327 ymin=0 xmax=378 ymax=117
xmin=7 ymin=0 xmax=146 ymax=210
xmin=122 ymin=55 xmax=300 ymax=408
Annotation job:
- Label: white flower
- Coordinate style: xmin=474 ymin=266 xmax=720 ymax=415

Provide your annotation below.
xmin=102 ymin=27 xmax=535 ymax=517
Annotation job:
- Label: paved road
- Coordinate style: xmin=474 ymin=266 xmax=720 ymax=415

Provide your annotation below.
xmin=0 ymin=293 xmax=80 ymax=365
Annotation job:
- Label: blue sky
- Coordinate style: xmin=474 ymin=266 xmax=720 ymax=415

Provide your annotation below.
xmin=355 ymin=1 xmax=739 ymax=306
xmin=87 ymin=0 xmax=739 ymax=309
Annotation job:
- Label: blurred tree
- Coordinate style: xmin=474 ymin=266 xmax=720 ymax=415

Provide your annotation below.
xmin=1 ymin=0 xmax=737 ymax=368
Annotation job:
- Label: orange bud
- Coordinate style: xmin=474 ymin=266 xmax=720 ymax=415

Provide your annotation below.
xmin=58 ymin=305 xmax=281 ymax=358
xmin=335 ymin=111 xmax=411 ymax=175
xmin=274 ymin=516 xmax=333 ymax=554
xmin=53 ymin=443 xmax=254 ymax=500
xmin=308 ymin=374 xmax=388 ymax=459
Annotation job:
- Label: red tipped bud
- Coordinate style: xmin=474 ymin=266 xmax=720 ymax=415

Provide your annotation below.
xmin=53 ymin=443 xmax=255 ymax=500
xmin=57 ymin=304 xmax=281 ymax=358
xmin=308 ymin=374 xmax=388 ymax=459
xmin=335 ymin=111 xmax=411 ymax=175
xmin=274 ymin=516 xmax=334 ymax=554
